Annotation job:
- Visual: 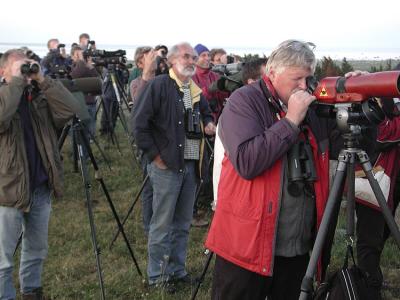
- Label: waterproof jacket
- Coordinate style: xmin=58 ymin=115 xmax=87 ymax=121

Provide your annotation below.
xmin=0 ymin=76 xmax=86 ymax=210
xmin=132 ymin=70 xmax=213 ymax=177
xmin=205 ymin=77 xmax=330 ymax=277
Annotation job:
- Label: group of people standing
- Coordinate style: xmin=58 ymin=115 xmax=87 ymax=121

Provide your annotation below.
xmin=1 ymin=37 xmax=399 ymax=300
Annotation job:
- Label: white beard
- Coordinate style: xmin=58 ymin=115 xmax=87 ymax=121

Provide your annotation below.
xmin=176 ymin=63 xmax=195 ymax=78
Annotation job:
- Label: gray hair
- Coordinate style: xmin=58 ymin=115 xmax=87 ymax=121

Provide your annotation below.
xmin=134 ymin=46 xmax=152 ymax=65
xmin=266 ymin=40 xmax=316 ymax=74
xmin=47 ymin=38 xmax=59 ymax=50
xmin=0 ymin=49 xmax=26 ymax=68
xmin=167 ymin=42 xmax=193 ymax=63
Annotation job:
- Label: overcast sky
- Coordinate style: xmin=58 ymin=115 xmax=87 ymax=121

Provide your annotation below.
xmin=1 ymin=0 xmax=399 ymax=52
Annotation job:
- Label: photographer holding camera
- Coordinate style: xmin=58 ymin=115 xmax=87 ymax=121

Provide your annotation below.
xmin=0 ymin=49 xmax=88 ymax=300
xmin=70 ymin=45 xmax=100 ymax=137
xmin=205 ymin=40 xmax=339 ymax=300
xmin=129 ymin=46 xmax=157 ymax=104
xmin=41 ymin=38 xmax=71 ymax=77
xmin=133 ymin=42 xmax=215 ymax=291
xmin=78 ymin=33 xmax=95 ymax=51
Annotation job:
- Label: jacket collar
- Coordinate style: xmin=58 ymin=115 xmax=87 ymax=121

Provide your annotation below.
xmin=169 ymin=68 xmax=202 ymax=104
xmin=195 ymin=66 xmax=211 ymax=75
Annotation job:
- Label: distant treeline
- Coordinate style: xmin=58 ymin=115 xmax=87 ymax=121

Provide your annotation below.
xmin=314 ymin=57 xmax=400 ymax=80
xmin=242 ymin=54 xmax=400 ymax=80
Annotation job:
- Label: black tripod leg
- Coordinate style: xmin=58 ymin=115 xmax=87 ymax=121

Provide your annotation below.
xmin=57 ymin=124 xmax=71 ymax=151
xmin=191 ymin=250 xmax=214 ymax=300
xmin=346 ymin=153 xmax=356 ymax=238
xmin=76 ymin=141 xmax=106 ymax=300
xmin=84 ymin=123 xmax=112 ymax=171
xmin=80 ymin=129 xmax=143 ymax=276
xmin=109 ymin=174 xmax=149 ymax=249
xmin=299 ymin=156 xmax=348 ymax=300
xmin=358 ymin=152 xmax=400 ymax=248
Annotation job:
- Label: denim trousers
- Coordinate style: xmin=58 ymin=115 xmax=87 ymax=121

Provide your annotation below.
xmin=0 ymin=184 xmax=51 ymax=300
xmin=146 ymin=160 xmax=197 ymax=284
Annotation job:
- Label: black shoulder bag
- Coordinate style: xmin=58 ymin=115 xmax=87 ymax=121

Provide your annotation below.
xmin=314 ymin=245 xmax=372 ymax=300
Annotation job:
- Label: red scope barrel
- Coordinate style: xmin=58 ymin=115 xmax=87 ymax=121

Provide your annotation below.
xmin=314 ymin=71 xmax=400 ymax=104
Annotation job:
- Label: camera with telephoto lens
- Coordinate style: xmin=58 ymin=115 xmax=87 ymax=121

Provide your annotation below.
xmin=185 ymin=108 xmax=202 ymax=139
xmin=85 ymin=49 xmax=129 ymax=69
xmin=48 ymin=64 xmax=72 ymax=79
xmin=20 ymin=62 xmax=40 ymax=75
xmin=92 ymin=56 xmax=127 ymax=67
xmin=83 ymin=48 xmax=126 ymax=59
xmin=211 ymin=62 xmax=244 ymax=76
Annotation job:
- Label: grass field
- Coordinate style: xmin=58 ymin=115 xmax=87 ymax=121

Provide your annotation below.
xmin=12 ymin=81 xmax=400 ymax=299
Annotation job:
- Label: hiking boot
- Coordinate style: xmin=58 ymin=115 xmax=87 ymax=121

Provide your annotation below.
xmin=191 ymin=215 xmax=209 ymax=227
xmin=173 ymin=274 xmax=197 ymax=286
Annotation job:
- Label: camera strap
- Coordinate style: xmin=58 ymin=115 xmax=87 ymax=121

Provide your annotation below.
xmin=259 ymin=77 xmax=285 ymax=121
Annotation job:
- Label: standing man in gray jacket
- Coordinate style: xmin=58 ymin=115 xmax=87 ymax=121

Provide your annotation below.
xmin=0 ymin=49 xmax=88 ymax=300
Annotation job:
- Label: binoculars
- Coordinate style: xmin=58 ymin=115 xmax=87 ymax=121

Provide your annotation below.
xmin=20 ymin=62 xmax=40 ymax=75
xmin=287 ymin=138 xmax=317 ymax=197
xmin=185 ymin=108 xmax=202 ymax=139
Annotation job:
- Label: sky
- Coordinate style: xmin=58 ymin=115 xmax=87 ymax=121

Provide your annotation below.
xmin=1 ymin=0 xmax=400 ymax=53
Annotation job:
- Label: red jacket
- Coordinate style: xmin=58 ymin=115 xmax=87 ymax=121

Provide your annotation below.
xmin=205 ymin=78 xmax=330 ymax=277
xmin=356 ymin=116 xmax=400 ymax=210
xmin=192 ymin=67 xmax=229 ymax=122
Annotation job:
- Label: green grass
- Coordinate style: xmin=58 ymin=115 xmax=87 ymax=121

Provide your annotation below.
xmin=12 ymin=116 xmax=400 ymax=299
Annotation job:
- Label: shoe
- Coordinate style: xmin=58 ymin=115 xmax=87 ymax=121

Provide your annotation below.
xmin=191 ymin=215 xmax=209 ymax=227
xmin=173 ymin=274 xmax=197 ymax=286
xmin=22 ymin=287 xmax=49 ymax=300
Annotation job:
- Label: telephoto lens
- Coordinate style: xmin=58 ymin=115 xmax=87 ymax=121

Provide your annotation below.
xmin=20 ymin=62 xmax=40 ymax=75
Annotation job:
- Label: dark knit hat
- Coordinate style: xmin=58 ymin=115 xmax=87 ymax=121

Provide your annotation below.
xmin=194 ymin=44 xmax=210 ymax=56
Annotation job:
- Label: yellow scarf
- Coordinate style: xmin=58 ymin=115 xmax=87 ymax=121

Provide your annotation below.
xmin=169 ymin=68 xmax=202 ymax=104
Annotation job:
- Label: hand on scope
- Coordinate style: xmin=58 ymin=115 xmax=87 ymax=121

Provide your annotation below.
xmin=344 ymin=70 xmax=369 ymax=78
xmin=285 ymin=90 xmax=316 ymax=126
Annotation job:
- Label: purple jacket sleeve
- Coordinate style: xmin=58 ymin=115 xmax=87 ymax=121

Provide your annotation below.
xmin=219 ymin=85 xmax=299 ymax=180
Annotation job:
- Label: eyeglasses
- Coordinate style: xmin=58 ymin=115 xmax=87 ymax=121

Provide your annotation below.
xmin=181 ymin=53 xmax=198 ymax=61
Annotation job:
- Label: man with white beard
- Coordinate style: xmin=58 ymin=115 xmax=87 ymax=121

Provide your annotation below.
xmin=133 ymin=42 xmax=215 ymax=291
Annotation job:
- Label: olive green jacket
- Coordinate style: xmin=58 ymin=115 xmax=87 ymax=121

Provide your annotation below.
xmin=0 ymin=76 xmax=88 ymax=210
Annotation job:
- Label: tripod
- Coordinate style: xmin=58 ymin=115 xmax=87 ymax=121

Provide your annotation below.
xmin=67 ymin=117 xmax=143 ymax=299
xmin=299 ymin=126 xmax=400 ymax=300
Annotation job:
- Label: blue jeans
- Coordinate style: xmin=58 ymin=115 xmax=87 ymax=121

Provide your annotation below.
xmin=0 ymin=184 xmax=51 ymax=300
xmin=146 ymin=160 xmax=197 ymax=284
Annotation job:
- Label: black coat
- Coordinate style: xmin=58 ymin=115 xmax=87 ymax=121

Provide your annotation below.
xmin=132 ymin=74 xmax=213 ymax=174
